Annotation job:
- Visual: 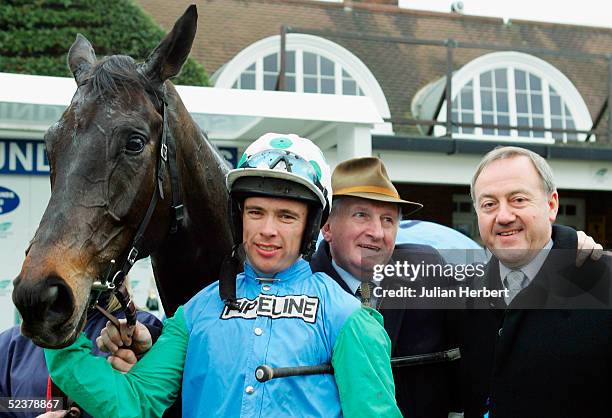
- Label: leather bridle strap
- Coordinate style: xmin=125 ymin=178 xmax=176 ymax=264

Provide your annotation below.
xmin=161 ymin=95 xmax=184 ymax=233
xmin=89 ymin=86 xmax=184 ymax=326
xmin=89 ymin=182 xmax=159 ymax=327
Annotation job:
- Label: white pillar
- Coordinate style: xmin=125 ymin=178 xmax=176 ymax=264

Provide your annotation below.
xmin=336 ymin=124 xmax=372 ymax=162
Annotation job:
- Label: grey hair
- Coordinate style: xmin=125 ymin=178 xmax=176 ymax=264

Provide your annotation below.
xmin=470 ymin=146 xmax=556 ymax=203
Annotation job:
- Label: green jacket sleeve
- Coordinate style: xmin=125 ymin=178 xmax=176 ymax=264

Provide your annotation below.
xmin=44 ymin=306 xmax=189 ymax=418
xmin=332 ymin=307 xmax=402 ymax=418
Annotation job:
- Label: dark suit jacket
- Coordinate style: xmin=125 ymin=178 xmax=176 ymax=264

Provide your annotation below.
xmin=460 ymin=225 xmax=612 ymax=418
xmin=311 ymin=240 xmax=461 ymax=418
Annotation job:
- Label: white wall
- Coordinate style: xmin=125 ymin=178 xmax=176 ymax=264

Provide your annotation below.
xmin=0 ymin=173 xmax=164 ymax=332
xmin=0 ymin=173 xmax=49 ymax=331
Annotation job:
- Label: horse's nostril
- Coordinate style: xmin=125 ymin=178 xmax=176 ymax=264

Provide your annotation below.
xmin=45 ymin=282 xmax=73 ymax=324
xmin=13 ymin=276 xmax=74 ymax=329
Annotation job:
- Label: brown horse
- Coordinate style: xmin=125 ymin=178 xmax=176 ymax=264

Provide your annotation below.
xmin=12 ymin=6 xmax=232 ymax=348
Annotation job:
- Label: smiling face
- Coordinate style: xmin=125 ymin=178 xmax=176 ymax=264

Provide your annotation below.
xmin=242 ymin=196 xmax=308 ymax=275
xmin=474 ymin=155 xmax=558 ymax=268
xmin=322 ymin=196 xmax=399 ymax=280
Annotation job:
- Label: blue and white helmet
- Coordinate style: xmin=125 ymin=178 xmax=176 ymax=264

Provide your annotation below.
xmin=227 ymin=133 xmax=332 ymax=214
xmin=226 ymin=133 xmax=332 ymax=259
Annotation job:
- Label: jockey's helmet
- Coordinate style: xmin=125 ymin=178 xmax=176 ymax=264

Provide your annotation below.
xmin=226 ymin=133 xmax=332 ymax=260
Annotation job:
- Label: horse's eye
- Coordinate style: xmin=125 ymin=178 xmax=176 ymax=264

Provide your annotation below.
xmin=126 ymin=134 xmax=146 ymax=154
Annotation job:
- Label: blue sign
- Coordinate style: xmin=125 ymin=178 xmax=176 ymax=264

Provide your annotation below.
xmin=0 ymin=139 xmax=238 ymax=173
xmin=0 ymin=186 xmax=20 ymax=215
xmin=0 ymin=139 xmax=50 ymax=175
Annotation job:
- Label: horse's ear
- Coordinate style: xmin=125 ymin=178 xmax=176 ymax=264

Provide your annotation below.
xmin=141 ymin=5 xmax=198 ymax=86
xmin=68 ymin=34 xmax=96 ymax=85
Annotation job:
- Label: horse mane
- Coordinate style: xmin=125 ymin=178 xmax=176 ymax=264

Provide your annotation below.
xmin=88 ymin=55 xmax=160 ymax=104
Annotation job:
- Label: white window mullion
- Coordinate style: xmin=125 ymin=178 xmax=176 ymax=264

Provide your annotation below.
xmin=335 ymin=62 xmax=342 ymax=95
xmin=507 ymin=67 xmax=518 ymax=138
xmin=296 ymin=50 xmax=304 ymax=93
xmin=473 ymin=76 xmax=483 ymax=136
xmin=458 ymin=85 xmax=464 ymax=134
xmin=255 ymin=57 xmax=263 ymax=90
xmin=491 ymin=70 xmax=498 ymax=135
xmin=316 ymin=55 xmax=321 ymax=93
xmin=542 ymin=79 xmax=553 ymax=141
xmin=561 ymin=96 xmax=568 ymax=142
xmin=525 ymin=73 xmax=533 ymax=138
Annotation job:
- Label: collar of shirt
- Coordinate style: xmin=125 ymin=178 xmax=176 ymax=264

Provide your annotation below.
xmin=243 ymin=257 xmax=310 ymax=282
xmin=331 ymin=259 xmax=362 ymax=295
xmin=499 ymin=238 xmax=553 ymax=286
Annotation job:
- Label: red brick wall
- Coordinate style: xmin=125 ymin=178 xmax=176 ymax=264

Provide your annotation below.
xmin=349 ymin=0 xmax=398 ymax=7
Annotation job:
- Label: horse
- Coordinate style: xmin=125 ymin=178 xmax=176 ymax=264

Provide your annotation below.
xmin=12 ymin=5 xmax=233 ymax=348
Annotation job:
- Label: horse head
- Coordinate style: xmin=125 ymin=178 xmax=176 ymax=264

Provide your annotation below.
xmin=12 ymin=6 xmax=223 ymax=348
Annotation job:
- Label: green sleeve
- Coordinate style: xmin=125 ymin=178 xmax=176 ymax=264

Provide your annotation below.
xmin=44 ymin=306 xmax=189 ymax=418
xmin=332 ymin=307 xmax=403 ymax=418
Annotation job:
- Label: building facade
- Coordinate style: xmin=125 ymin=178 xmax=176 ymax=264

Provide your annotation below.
xmin=2 ymin=0 xmax=612 ymax=329
xmin=135 ymin=0 xmax=612 ymax=245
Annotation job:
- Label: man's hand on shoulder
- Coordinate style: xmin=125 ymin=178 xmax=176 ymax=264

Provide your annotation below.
xmin=576 ymin=230 xmax=604 ymax=267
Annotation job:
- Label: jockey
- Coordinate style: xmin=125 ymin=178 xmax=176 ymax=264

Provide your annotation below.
xmin=44 ymin=133 xmax=401 ymax=418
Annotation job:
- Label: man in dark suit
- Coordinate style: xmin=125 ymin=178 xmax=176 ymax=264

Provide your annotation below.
xmin=310 ymin=157 xmax=462 ymax=418
xmin=462 ymin=146 xmax=612 ymax=418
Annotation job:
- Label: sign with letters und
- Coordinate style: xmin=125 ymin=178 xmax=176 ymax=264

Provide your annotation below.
xmin=0 ymin=139 xmax=239 ymax=173
xmin=0 ymin=139 xmax=50 ymax=175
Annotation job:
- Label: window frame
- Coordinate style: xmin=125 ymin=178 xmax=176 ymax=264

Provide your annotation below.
xmin=214 ymin=34 xmax=391 ymax=123
xmin=435 ymin=51 xmax=593 ymax=143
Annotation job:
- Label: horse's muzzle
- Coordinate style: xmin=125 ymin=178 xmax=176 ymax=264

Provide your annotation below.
xmin=12 ymin=275 xmax=76 ymax=346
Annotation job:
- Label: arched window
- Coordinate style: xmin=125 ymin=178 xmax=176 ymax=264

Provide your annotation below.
xmin=214 ymin=34 xmax=390 ymax=127
xmin=434 ymin=52 xmax=592 ymax=142
xmin=231 ymin=50 xmax=364 ymax=96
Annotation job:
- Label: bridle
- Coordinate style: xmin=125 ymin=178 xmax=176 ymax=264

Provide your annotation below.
xmin=88 ymin=83 xmax=184 ymax=328
xmin=47 ymin=76 xmax=186 ymax=418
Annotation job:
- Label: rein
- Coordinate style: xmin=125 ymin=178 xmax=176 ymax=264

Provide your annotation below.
xmin=88 ymin=84 xmax=184 ymax=329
